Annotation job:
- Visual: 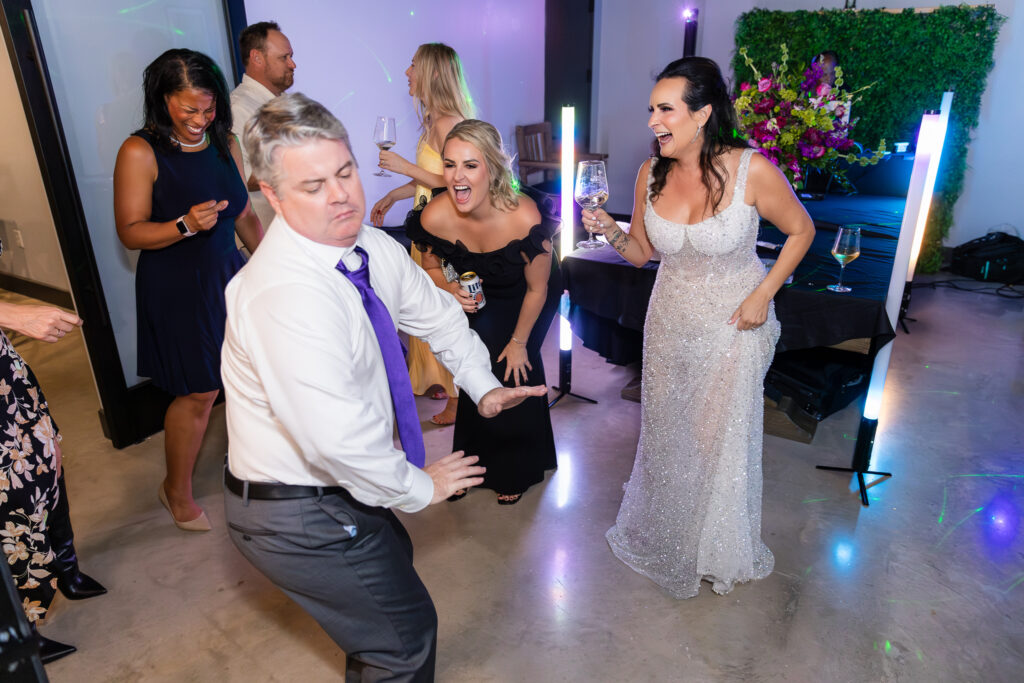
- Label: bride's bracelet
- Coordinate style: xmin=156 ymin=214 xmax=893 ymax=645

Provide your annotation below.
xmin=510 ymin=336 xmax=527 ymax=345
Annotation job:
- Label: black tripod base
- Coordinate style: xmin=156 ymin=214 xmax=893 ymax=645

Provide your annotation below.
xmin=815 ymin=465 xmax=893 ymax=506
xmin=548 ymin=387 xmax=598 ymax=408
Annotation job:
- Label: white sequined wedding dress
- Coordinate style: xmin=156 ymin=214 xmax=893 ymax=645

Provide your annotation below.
xmin=606 ymin=149 xmax=779 ymax=599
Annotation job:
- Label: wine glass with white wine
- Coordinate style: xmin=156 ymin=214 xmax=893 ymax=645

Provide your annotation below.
xmin=827 ymin=225 xmax=861 ymax=293
xmin=372 ymin=116 xmax=397 ymax=177
xmin=575 ymin=160 xmax=609 ymax=250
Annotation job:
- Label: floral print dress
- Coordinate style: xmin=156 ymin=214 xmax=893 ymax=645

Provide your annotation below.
xmin=0 ymin=328 xmax=61 ymax=622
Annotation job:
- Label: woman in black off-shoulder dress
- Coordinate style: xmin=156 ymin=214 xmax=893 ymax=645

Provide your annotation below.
xmin=406 ymin=120 xmax=560 ymax=504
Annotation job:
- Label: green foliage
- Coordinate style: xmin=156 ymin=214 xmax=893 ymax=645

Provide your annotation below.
xmin=733 ymin=6 xmax=1004 ymax=272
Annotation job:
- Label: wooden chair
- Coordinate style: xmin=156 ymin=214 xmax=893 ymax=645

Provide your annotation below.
xmin=514 ymin=122 xmax=608 ymax=186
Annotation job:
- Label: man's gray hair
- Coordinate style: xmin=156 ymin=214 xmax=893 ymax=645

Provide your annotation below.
xmin=244 ymin=92 xmax=353 ymax=190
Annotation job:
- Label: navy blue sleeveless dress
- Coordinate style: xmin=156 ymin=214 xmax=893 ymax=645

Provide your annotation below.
xmin=133 ymin=130 xmax=248 ymax=396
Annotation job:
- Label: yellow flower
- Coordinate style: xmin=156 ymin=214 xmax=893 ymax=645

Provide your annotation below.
xmin=780 ymin=89 xmax=797 ymax=102
xmin=22 ymin=597 xmax=46 ymax=622
xmin=4 ymin=540 xmax=29 ymax=563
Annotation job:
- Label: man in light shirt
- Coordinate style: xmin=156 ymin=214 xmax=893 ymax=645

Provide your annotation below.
xmin=221 ymin=93 xmax=546 ymax=681
xmin=229 ymin=21 xmax=296 ymax=230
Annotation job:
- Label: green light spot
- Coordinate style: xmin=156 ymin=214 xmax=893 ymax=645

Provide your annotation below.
xmin=804 ymin=566 xmax=813 ymax=576
xmin=873 ymin=642 xmax=878 ymax=651
xmin=916 ymin=650 xmax=923 ymax=662
xmin=938 ymin=487 xmax=948 ymax=524
xmin=802 ymin=498 xmax=829 ymax=504
xmin=118 ymin=0 xmax=158 ymax=13
xmin=1005 ymin=573 xmax=1024 ymax=594
xmin=934 ymin=506 xmax=984 ymax=549
xmin=410 ymin=10 xmax=415 ymax=16
xmin=885 ymin=641 xmax=891 ymax=654
xmin=924 ymin=364 xmax=930 ymax=368
xmin=173 ymin=28 xmax=184 ymax=36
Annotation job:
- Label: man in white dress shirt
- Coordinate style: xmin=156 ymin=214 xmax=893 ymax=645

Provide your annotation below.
xmin=229 ymin=21 xmax=296 ymax=231
xmin=221 ymin=93 xmax=546 ymax=681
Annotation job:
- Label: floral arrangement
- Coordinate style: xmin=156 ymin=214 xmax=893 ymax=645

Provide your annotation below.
xmin=733 ymin=44 xmax=886 ymax=190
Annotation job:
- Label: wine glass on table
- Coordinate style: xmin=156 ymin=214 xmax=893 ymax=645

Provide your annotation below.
xmin=373 ymin=116 xmax=397 ymax=177
xmin=575 ymin=160 xmax=609 ymax=250
xmin=827 ymin=225 xmax=861 ymax=293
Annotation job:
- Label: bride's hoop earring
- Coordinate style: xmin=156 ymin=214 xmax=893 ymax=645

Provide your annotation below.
xmin=690 ymin=123 xmax=704 ymax=144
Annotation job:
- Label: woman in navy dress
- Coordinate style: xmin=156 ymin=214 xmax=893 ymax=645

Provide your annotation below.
xmin=406 ymin=120 xmax=560 ymax=504
xmin=114 ymin=49 xmax=262 ymax=531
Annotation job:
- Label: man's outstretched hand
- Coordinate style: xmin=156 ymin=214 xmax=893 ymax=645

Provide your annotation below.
xmin=477 ymin=385 xmax=548 ymax=418
xmin=426 ymin=451 xmax=485 ymax=505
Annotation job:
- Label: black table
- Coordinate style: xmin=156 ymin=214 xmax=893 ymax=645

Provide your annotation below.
xmin=563 ymin=194 xmax=902 ymax=366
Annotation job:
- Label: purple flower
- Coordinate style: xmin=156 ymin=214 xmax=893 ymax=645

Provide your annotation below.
xmin=816 ymin=83 xmax=832 ymax=98
xmin=754 ymin=98 xmax=775 ymax=114
xmin=741 ymin=82 xmax=751 ymax=91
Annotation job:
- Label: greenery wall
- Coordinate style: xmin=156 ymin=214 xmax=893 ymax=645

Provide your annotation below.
xmin=733 ymin=6 xmax=1003 ymax=272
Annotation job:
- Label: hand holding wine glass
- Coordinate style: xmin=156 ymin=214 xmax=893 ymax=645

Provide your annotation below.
xmin=575 ymin=160 xmax=609 ymax=250
xmin=373 ymin=116 xmax=397 ymax=177
xmin=827 ymin=225 xmax=861 ymax=293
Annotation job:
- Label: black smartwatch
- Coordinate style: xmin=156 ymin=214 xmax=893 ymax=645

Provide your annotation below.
xmin=176 ymin=216 xmax=196 ymax=237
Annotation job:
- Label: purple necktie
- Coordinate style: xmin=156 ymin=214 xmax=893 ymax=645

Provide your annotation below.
xmin=336 ymin=246 xmax=425 ymax=468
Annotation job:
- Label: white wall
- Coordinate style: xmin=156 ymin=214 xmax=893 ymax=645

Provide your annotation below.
xmin=591 ymin=0 xmax=708 ymax=215
xmin=0 ymin=35 xmax=70 ymax=292
xmin=696 ymin=0 xmax=1022 ymax=247
xmin=243 ymin=0 xmax=546 ymax=224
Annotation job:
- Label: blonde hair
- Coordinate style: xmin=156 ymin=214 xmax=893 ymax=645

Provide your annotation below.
xmin=444 ymin=120 xmax=519 ymax=211
xmin=412 ymin=43 xmax=475 ymax=137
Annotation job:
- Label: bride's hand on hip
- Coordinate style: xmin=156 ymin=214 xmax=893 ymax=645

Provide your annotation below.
xmin=581 ymin=208 xmax=614 ymax=235
xmin=728 ymin=292 xmax=771 ymax=331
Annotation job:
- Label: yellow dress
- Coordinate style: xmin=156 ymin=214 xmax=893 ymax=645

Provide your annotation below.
xmin=407 ymin=140 xmax=457 ymax=396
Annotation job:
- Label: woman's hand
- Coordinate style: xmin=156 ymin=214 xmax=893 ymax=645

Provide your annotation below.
xmin=8 ymin=304 xmax=82 ymax=343
xmin=378 ymin=150 xmax=411 ymax=177
xmin=728 ymin=291 xmax=771 ymax=331
xmin=497 ymin=339 xmax=532 ymax=387
xmin=185 ymin=199 xmax=229 ymax=233
xmin=448 ymin=281 xmax=479 ymax=313
xmin=370 ymin=193 xmax=396 ymax=227
xmin=581 ymin=207 xmax=615 ymax=235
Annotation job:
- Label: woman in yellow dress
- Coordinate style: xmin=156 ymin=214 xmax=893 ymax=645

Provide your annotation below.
xmin=370 ymin=42 xmax=474 ymax=425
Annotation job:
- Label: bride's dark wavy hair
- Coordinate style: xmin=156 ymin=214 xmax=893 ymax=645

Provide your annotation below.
xmin=649 ymin=57 xmax=747 ymax=214
xmin=141 ymin=49 xmax=233 ymax=161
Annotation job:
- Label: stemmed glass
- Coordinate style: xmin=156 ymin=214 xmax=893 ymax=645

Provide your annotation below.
xmin=574 ymin=160 xmax=609 ymax=249
xmin=827 ymin=225 xmax=861 ymax=293
xmin=372 ymin=116 xmax=397 ymax=177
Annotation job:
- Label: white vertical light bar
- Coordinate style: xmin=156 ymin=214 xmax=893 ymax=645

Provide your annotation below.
xmin=907 ymin=91 xmax=953 ymax=280
xmin=559 ymin=106 xmax=576 ymax=351
xmin=862 ymin=93 xmax=952 ymax=420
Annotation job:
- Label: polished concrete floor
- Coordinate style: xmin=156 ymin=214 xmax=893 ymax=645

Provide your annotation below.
xmin=13 ymin=279 xmax=1023 ymax=682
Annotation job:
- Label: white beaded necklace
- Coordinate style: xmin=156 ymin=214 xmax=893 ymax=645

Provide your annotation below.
xmin=172 ymin=133 xmax=208 ymax=149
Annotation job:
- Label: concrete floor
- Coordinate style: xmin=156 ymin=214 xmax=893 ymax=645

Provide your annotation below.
xmin=14 ymin=278 xmax=1023 ymax=682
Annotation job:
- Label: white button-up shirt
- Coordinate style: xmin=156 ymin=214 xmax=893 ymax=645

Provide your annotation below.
xmin=221 ymin=217 xmax=501 ymax=513
xmin=230 ymin=74 xmax=278 ymax=230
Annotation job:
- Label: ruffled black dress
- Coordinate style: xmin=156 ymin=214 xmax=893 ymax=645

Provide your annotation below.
xmin=406 ymin=188 xmax=561 ymax=495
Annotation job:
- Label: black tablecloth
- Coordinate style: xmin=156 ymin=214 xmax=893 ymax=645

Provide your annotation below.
xmin=563 ymin=195 xmax=900 ymax=365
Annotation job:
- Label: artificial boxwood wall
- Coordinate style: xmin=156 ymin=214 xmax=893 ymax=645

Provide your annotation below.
xmin=733 ymin=6 xmax=1003 ymax=272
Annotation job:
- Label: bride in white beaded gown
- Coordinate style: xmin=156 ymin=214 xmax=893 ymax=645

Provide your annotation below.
xmin=582 ymin=57 xmax=814 ymax=599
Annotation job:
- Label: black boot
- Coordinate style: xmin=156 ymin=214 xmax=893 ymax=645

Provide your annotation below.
xmin=49 ymin=476 xmax=106 ymax=600
xmin=31 ymin=625 xmax=76 ymax=664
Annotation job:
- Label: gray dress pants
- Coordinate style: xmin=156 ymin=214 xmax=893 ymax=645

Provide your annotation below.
xmin=224 ymin=487 xmax=437 ymax=682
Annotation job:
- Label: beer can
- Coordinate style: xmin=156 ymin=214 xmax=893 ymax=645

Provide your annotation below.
xmin=459 ymin=271 xmax=486 ymax=310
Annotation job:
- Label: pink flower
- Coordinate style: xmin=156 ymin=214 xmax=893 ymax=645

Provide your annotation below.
xmin=757 ymin=78 xmax=772 ymax=93
xmin=740 ymin=82 xmax=750 ymax=91
xmin=816 ymin=83 xmax=832 ymax=98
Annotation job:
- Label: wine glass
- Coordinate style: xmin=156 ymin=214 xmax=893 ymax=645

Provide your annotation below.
xmin=574 ymin=160 xmax=609 ymax=249
xmin=827 ymin=225 xmax=861 ymax=293
xmin=372 ymin=116 xmax=397 ymax=177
